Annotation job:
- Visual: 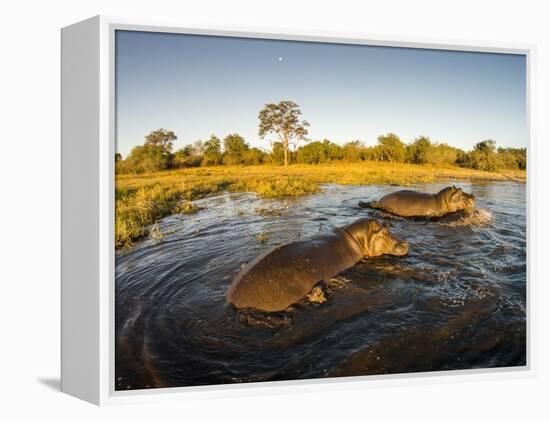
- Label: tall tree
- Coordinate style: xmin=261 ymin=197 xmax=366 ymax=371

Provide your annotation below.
xmin=204 ymin=135 xmax=222 ymax=156
xmin=193 ymin=140 xmax=205 ymax=156
xmin=473 ymin=139 xmax=497 ymax=153
xmin=144 ymin=129 xmax=177 ymax=154
xmin=223 ymin=133 xmax=249 ymax=165
xmin=468 ymin=139 xmax=498 ymax=171
xmin=203 ymin=135 xmax=222 ymax=165
xmin=258 ymin=100 xmax=309 ymax=166
xmin=408 ymin=136 xmax=432 ymax=164
xmin=223 ymin=133 xmax=249 ymax=154
xmin=122 ymin=129 xmax=177 ymax=172
xmin=375 ymin=133 xmax=406 ymax=162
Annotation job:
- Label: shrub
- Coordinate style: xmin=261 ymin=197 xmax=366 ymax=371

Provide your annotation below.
xmin=296 ymin=139 xmax=342 ymax=164
xmin=173 ymin=145 xmax=203 ymax=168
xmin=498 ymin=147 xmax=527 ymax=169
xmin=461 ymin=140 xmax=500 ymax=171
xmin=242 ymin=148 xmax=268 ymax=165
xmin=123 ymin=144 xmax=172 ymax=173
xmin=425 ymin=143 xmax=460 ymax=166
xmin=342 ymin=141 xmax=365 ymax=162
xmin=375 ymin=133 xmax=406 ymax=162
xmin=296 ymin=141 xmax=328 ymax=164
xmin=407 ymin=136 xmax=432 ymax=164
xmin=201 ymin=135 xmax=223 ymax=166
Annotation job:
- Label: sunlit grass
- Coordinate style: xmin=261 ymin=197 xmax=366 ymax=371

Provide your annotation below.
xmin=115 ymin=162 xmax=525 ymax=250
xmin=174 ymin=200 xmax=201 ymax=215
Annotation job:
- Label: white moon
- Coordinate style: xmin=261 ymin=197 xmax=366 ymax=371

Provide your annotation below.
xmin=278 ymin=57 xmax=283 ymax=61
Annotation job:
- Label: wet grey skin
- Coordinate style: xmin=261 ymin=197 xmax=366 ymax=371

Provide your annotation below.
xmin=226 ymin=219 xmax=408 ymax=312
xmin=359 ymin=186 xmax=475 ymax=218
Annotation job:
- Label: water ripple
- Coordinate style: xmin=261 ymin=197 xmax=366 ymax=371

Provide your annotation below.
xmin=116 ymin=181 xmax=526 ymax=389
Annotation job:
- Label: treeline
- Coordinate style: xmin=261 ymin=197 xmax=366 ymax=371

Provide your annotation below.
xmin=292 ymin=134 xmax=525 ymax=170
xmin=116 ymin=129 xmax=526 ymax=174
xmin=116 ymin=130 xmax=269 ymax=173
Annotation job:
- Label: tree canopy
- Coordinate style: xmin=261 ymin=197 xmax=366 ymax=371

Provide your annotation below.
xmin=375 ymin=133 xmax=406 ymax=162
xmin=144 ymin=129 xmax=177 ymax=154
xmin=258 ymin=100 xmax=310 ymax=166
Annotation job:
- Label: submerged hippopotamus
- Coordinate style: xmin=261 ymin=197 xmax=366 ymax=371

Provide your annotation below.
xmin=359 ymin=186 xmax=475 ymax=218
xmin=226 ymin=219 xmax=408 ymax=312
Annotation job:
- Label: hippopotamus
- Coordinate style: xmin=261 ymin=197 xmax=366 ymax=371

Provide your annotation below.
xmin=226 ymin=219 xmax=409 ymax=312
xmin=359 ymin=186 xmax=475 ymax=218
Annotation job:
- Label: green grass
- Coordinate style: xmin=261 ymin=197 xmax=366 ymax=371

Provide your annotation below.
xmin=115 ymin=162 xmax=525 ymax=250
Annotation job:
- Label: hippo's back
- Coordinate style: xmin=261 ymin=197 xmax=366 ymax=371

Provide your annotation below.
xmin=379 ymin=190 xmax=438 ymax=217
xmin=226 ymin=231 xmax=361 ymax=312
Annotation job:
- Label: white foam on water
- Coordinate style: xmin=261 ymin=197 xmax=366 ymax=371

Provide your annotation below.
xmin=442 ymin=208 xmax=493 ymax=227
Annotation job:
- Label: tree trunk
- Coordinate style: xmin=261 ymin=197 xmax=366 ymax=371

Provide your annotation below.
xmin=283 ymin=147 xmax=288 ymax=166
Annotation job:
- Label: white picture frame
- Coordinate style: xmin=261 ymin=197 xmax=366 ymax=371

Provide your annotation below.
xmin=61 ymin=15 xmax=536 ymax=405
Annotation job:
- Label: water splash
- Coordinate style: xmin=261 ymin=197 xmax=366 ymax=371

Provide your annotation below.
xmin=440 ymin=208 xmax=493 ymax=227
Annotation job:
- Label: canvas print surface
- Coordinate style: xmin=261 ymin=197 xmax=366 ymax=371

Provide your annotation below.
xmin=114 ymin=30 xmax=527 ymax=390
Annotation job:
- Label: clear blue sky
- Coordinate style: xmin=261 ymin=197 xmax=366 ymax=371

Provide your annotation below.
xmin=115 ymin=30 xmax=527 ymax=157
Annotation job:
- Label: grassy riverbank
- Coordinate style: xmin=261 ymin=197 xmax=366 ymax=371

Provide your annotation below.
xmin=115 ymin=162 xmax=525 ymax=249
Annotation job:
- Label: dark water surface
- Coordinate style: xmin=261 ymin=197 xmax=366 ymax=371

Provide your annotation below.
xmin=115 ymin=181 xmax=526 ymax=390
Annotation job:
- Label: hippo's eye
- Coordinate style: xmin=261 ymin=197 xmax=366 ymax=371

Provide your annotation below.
xmin=370 ymin=221 xmax=381 ymax=230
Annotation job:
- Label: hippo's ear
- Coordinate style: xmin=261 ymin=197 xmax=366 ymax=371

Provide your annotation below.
xmin=368 ymin=220 xmax=381 ymax=230
xmin=450 ymin=188 xmax=462 ymax=201
xmin=377 ymin=226 xmax=389 ymax=235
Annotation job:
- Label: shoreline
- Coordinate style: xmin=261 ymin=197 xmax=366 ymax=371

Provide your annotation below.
xmin=115 ymin=163 xmax=525 ymax=249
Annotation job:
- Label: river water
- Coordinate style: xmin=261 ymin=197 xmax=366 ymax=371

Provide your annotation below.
xmin=115 ymin=181 xmax=526 ymax=390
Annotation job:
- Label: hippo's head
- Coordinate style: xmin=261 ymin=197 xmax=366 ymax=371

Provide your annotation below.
xmin=343 ymin=219 xmax=409 ymax=258
xmin=438 ymin=186 xmax=476 ymax=213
